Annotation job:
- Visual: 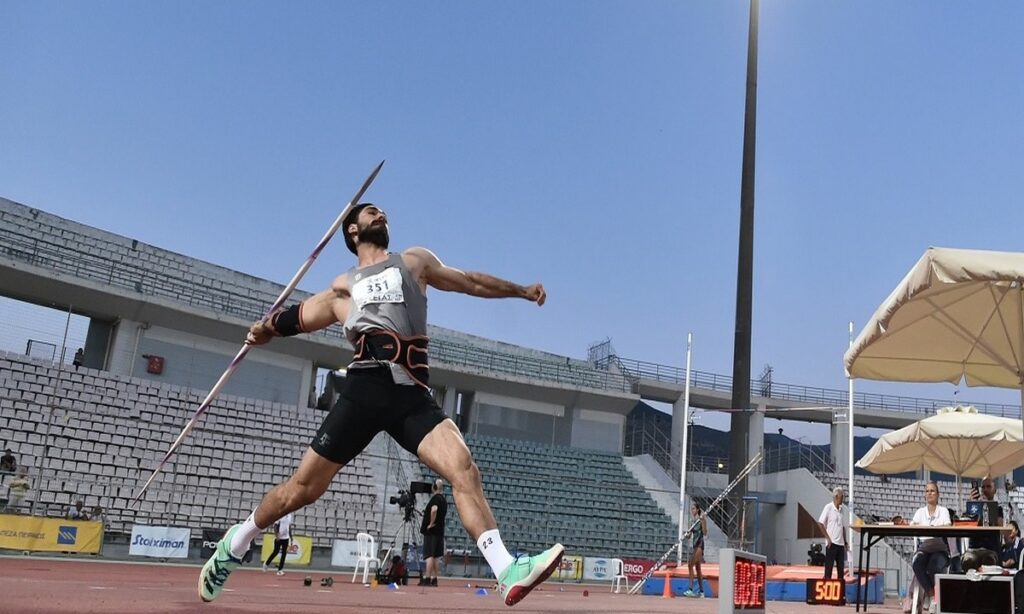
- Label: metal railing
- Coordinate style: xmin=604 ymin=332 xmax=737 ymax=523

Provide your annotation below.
xmin=4 ymin=208 xmax=1020 ymax=415
xmin=598 ymin=355 xmax=1021 ymax=417
xmin=624 ymin=410 xmax=835 ymax=478
xmin=0 ymin=220 xmax=631 ymax=394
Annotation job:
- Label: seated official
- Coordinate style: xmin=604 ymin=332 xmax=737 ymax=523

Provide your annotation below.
xmin=382 ymin=555 xmax=408 ymax=585
xmin=968 ymin=477 xmax=1004 ymax=549
xmin=1001 ymin=521 xmax=1023 ymax=569
xmin=910 ymin=481 xmax=953 ymax=610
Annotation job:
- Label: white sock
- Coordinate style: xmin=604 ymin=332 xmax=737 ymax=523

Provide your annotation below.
xmin=229 ymin=509 xmax=265 ymax=558
xmin=477 ymin=529 xmax=514 ymax=577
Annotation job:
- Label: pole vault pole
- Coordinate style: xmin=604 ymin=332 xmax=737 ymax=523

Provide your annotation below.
xmin=629 ymin=450 xmax=763 ymax=595
xmin=676 ymin=332 xmax=693 ymax=567
xmin=133 ymin=160 xmax=385 ymax=503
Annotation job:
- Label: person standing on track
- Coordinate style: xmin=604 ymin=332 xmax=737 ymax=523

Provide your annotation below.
xmin=817 ymin=487 xmax=848 ymax=582
xmin=420 ymin=478 xmax=448 ymax=586
xmin=199 ymin=202 xmax=563 ymax=607
xmin=262 ymin=511 xmax=294 ymax=575
xmin=683 ymin=503 xmax=708 ymax=598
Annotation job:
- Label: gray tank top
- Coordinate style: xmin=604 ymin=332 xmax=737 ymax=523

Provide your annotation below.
xmin=343 ymin=253 xmax=428 ymax=384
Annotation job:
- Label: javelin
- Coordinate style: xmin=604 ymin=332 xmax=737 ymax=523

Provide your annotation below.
xmin=132 ymin=160 xmax=385 ymax=504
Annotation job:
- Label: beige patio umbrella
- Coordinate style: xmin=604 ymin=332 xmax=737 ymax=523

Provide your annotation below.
xmin=856 ymin=406 xmax=1024 ymax=479
xmin=844 ymin=247 xmax=1024 ymax=417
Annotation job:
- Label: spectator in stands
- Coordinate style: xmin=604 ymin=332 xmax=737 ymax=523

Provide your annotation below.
xmin=1000 ymin=520 xmax=1023 ymax=569
xmin=73 ymin=348 xmax=84 ymax=369
xmin=420 ymin=478 xmax=447 ymax=587
xmin=0 ymin=449 xmax=16 ymax=483
xmin=683 ymin=503 xmax=708 ymax=598
xmin=200 ymin=202 xmax=558 ymax=607
xmin=0 ymin=449 xmax=16 ymax=473
xmin=816 ymin=487 xmax=848 ymax=582
xmin=383 ymin=554 xmax=409 ymax=585
xmin=67 ymin=500 xmax=91 ymax=520
xmin=262 ymin=511 xmax=294 ymax=575
xmin=4 ymin=467 xmax=29 ymax=513
xmin=910 ymin=481 xmax=952 ymax=611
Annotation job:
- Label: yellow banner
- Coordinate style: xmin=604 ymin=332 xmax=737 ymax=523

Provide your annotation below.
xmin=259 ymin=533 xmax=312 ymax=566
xmin=0 ymin=514 xmax=102 ymax=553
xmin=554 ymin=554 xmax=583 ymax=581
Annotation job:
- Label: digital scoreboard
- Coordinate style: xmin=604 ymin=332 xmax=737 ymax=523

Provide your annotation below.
xmin=806 ymin=578 xmax=846 ymax=606
xmin=718 ymin=549 xmax=767 ymax=614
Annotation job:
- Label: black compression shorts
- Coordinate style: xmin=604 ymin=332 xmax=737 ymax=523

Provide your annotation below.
xmin=310 ymin=366 xmax=447 ymax=466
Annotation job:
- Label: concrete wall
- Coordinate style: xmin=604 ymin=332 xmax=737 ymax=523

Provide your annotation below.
xmin=570 ymin=408 xmax=624 ymax=453
xmin=467 ymin=391 xmax=625 ymax=453
xmin=131 ymin=326 xmax=308 ymax=406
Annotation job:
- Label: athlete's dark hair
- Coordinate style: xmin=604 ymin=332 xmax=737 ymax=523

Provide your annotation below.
xmin=343 ymin=202 xmax=375 ymax=254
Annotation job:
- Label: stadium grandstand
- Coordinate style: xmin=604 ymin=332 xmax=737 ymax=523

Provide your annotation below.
xmin=2 ymin=194 xmax=1022 ymax=600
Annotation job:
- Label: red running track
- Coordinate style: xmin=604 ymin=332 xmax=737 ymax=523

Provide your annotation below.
xmin=0 ymin=556 xmax=906 ymax=613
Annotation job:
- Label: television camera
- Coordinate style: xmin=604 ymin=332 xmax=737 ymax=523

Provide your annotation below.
xmin=390 ymin=480 xmax=432 ymax=521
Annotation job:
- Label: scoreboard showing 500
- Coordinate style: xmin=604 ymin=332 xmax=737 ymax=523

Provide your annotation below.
xmin=718 ymin=549 xmax=767 ymax=614
xmin=806 ymin=578 xmax=846 ymax=606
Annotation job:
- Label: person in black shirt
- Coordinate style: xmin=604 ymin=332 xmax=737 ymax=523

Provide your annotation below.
xmin=420 ymin=478 xmax=447 ymax=586
xmin=0 ymin=449 xmax=16 ymax=474
xmin=1 ymin=450 xmax=17 ymax=487
xmin=967 ymin=477 xmax=1004 ymax=551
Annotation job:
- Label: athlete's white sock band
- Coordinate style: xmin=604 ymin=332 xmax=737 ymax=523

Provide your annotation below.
xmin=477 ymin=529 xmax=514 ymax=578
xmin=229 ymin=509 xmax=265 ymax=559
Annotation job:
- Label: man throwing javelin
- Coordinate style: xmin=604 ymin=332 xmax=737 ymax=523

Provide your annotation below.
xmin=199 ymin=202 xmax=563 ymax=607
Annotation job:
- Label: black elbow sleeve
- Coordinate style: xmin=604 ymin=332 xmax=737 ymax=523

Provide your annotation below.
xmin=271 ymin=304 xmax=304 ymax=337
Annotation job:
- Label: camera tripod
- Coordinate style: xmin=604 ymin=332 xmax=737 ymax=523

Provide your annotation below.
xmin=378 ymin=507 xmax=423 ymax=583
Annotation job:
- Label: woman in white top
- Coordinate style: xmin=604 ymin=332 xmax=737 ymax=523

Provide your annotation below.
xmin=910 ymin=481 xmax=951 ymax=609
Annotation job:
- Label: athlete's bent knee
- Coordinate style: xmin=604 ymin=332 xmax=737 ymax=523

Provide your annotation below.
xmin=449 ymin=459 xmax=482 ymax=492
xmin=286 ymin=477 xmax=328 ymax=509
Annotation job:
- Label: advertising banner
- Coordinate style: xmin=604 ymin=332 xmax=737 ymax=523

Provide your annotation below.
xmin=331 ymin=539 xmax=361 ymax=567
xmin=0 ymin=514 xmax=102 ymax=554
xmin=259 ymin=533 xmax=312 ymax=566
xmin=553 ymin=554 xmax=583 ymax=581
xmin=201 ymin=528 xmax=222 ymax=559
xmin=583 ymin=556 xmax=615 ymax=581
xmin=129 ymin=525 xmax=190 ymax=558
xmin=202 ymin=527 xmax=254 ymax=562
xmin=621 ymin=557 xmax=657 ymax=581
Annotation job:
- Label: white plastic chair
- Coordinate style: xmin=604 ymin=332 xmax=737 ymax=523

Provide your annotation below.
xmin=610 ymin=558 xmax=629 ymax=593
xmin=351 ymin=532 xmax=380 ymax=583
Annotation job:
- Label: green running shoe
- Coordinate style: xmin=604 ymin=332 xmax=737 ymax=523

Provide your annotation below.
xmin=198 ymin=524 xmax=244 ymax=602
xmin=683 ymin=588 xmax=696 ymax=597
xmin=497 ymin=543 xmax=564 ymax=607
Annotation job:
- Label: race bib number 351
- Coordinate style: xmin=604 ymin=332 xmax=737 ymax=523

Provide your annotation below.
xmin=352 ymin=267 xmax=405 ymax=311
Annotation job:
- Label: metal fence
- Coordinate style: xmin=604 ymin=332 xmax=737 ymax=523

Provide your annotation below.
xmin=598 ymin=355 xmax=1020 ymax=417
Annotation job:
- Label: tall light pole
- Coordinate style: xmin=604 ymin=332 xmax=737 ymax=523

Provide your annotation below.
xmin=729 ymin=0 xmax=760 ymax=514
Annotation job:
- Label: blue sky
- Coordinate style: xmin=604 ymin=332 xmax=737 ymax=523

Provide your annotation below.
xmin=2 ymin=1 xmax=1023 ymax=439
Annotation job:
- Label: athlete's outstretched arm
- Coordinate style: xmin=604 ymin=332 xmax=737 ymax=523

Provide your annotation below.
xmin=404 ymin=246 xmax=545 ymax=305
xmin=246 ymin=280 xmax=349 ymax=344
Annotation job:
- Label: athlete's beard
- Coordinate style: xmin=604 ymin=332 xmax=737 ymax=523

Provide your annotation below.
xmin=357 ymin=221 xmax=390 ymax=250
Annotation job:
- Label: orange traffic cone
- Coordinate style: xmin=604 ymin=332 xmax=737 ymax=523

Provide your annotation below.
xmin=662 ymin=573 xmax=673 ymax=599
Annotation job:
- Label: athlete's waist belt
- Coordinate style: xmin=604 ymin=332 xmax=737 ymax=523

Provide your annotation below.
xmin=352 ymin=331 xmax=430 ymax=387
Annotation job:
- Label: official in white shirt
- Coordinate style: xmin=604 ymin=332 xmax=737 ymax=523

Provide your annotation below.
xmin=817 ymin=487 xmax=848 ymax=580
xmin=910 ymin=481 xmax=952 ymax=612
xmin=262 ymin=512 xmax=294 ymax=575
